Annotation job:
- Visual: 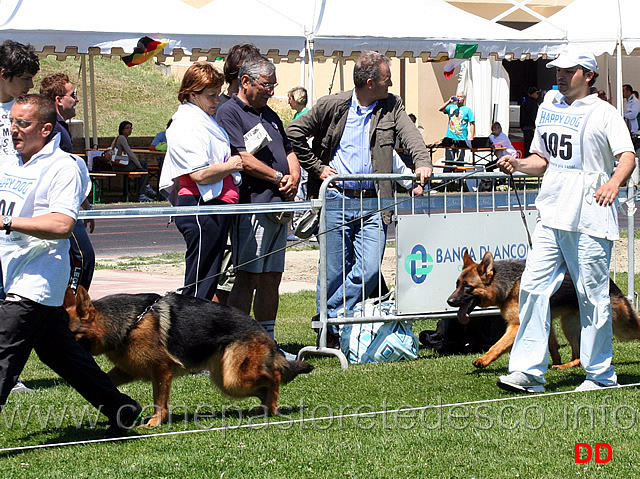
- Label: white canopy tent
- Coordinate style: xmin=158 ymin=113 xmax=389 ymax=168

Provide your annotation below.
xmin=311 ymin=0 xmax=565 ymax=60
xmin=306 ymin=0 xmax=567 ymax=144
xmin=0 ymin=0 xmax=569 ymax=148
xmin=0 ymin=0 xmax=314 ymax=59
xmin=524 ymin=0 xmax=640 ymax=112
xmin=0 ymin=0 xmax=316 ymax=148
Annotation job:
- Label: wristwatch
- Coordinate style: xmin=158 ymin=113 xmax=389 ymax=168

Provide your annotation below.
xmin=2 ymin=216 xmax=11 ymax=234
xmin=273 ymin=171 xmax=284 ymax=185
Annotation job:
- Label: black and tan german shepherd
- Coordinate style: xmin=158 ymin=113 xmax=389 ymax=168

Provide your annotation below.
xmin=447 ymin=250 xmax=640 ymax=369
xmin=64 ymin=286 xmax=313 ymax=427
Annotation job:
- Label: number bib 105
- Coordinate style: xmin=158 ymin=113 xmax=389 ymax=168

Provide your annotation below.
xmin=536 ymin=104 xmax=591 ymax=171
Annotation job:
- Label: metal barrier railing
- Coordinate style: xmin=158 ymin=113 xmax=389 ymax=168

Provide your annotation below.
xmin=295 ymin=172 xmax=637 ymax=368
xmin=76 ymin=170 xmax=637 ymax=368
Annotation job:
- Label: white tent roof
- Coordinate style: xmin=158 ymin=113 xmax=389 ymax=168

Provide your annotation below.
xmin=524 ymin=0 xmax=640 ymax=56
xmin=311 ymin=0 xmax=566 ymax=59
xmin=1 ymin=0 xmax=567 ymax=61
xmin=0 ymin=0 xmax=315 ymax=59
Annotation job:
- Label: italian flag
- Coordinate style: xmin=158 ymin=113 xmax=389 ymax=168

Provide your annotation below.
xmin=443 ymin=44 xmax=478 ymax=79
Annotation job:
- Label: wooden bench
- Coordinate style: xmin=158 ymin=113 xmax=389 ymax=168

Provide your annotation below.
xmin=90 ymin=171 xmax=147 ymax=203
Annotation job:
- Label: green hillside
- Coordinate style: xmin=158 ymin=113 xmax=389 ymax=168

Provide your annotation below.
xmin=35 ymin=55 xmax=294 ymax=139
xmin=36 ymin=56 xmax=181 ymax=138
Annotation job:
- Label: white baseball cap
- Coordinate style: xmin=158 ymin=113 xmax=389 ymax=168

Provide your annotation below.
xmin=546 ymin=52 xmax=597 ymax=72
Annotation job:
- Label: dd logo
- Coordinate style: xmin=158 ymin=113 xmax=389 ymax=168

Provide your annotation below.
xmin=574 ymin=443 xmax=612 ymax=464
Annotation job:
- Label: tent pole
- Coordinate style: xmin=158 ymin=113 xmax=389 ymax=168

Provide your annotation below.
xmin=307 ymin=38 xmax=315 ymax=107
xmin=299 ymin=46 xmax=306 ymax=89
xmin=400 ymin=58 xmax=406 ymax=105
xmin=89 ymin=54 xmax=98 ymax=149
xmin=80 ymin=55 xmax=90 ymax=151
xmin=338 ymin=53 xmax=344 ymax=92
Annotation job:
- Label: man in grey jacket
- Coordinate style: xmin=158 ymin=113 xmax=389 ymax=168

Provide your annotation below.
xmin=287 ymin=51 xmax=432 ymax=342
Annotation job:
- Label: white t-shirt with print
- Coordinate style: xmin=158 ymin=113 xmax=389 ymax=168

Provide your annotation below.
xmin=0 ymin=135 xmax=84 ymax=306
xmin=0 ymin=99 xmax=16 ymax=159
xmin=531 ymin=92 xmax=634 ymax=240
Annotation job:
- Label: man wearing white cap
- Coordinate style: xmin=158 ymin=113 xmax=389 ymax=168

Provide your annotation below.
xmin=495 ymin=51 xmax=636 ymax=393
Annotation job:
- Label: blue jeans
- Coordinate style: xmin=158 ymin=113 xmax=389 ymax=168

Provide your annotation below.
xmin=317 ymin=189 xmax=388 ymax=333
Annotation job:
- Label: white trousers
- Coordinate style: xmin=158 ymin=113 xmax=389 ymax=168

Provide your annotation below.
xmin=508 ymin=224 xmax=617 ymax=385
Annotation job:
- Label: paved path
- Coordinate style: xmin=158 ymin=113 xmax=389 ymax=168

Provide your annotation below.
xmin=90 ymin=269 xmax=315 ymax=300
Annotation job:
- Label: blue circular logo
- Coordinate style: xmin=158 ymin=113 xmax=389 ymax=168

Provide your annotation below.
xmin=404 ymin=245 xmax=433 ymax=284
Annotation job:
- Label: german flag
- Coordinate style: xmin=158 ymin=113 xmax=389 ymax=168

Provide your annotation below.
xmin=122 ymin=36 xmax=168 ymax=67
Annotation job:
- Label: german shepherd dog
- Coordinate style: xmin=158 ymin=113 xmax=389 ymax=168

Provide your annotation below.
xmin=447 ymin=250 xmax=640 ymax=369
xmin=64 ymin=286 xmax=313 ymax=427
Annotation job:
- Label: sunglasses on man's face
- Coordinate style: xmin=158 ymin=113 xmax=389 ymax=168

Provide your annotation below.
xmin=9 ymin=117 xmax=45 ymax=129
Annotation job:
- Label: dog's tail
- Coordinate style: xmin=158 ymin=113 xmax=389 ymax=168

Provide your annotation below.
xmin=278 ymin=358 xmax=314 ymax=384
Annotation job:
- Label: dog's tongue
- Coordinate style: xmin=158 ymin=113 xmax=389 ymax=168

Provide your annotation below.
xmin=457 ymin=308 xmax=470 ymax=325
xmin=456 ymin=302 xmax=475 ymax=325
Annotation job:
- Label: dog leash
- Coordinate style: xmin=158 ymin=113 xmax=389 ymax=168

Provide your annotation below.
xmin=508 ymin=173 xmax=533 ymax=249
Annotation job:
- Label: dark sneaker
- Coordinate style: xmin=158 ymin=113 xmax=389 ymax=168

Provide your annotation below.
xmin=104 ymin=402 xmax=143 ymax=439
xmin=497 ymin=371 xmax=545 ymax=393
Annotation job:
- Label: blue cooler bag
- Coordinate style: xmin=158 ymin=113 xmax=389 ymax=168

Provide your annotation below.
xmin=338 ymin=291 xmax=419 ymax=364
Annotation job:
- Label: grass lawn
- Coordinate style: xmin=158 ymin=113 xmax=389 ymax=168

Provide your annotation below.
xmin=1 ymin=279 xmax=640 ymax=477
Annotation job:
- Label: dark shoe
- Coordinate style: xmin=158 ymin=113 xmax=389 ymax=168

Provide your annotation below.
xmin=104 ymin=402 xmax=143 ymax=438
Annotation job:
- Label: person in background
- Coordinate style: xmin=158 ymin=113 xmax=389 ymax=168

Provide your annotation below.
xmin=39 ymin=73 xmax=96 ymax=292
xmin=110 ymin=120 xmax=156 ymax=202
xmin=149 ymin=119 xmax=172 ymax=153
xmin=0 ymin=94 xmax=142 ymax=438
xmin=288 ymin=86 xmax=309 ymax=121
xmin=622 ymin=83 xmax=640 ymax=134
xmin=287 ymin=86 xmax=311 ymax=241
xmin=438 ymin=92 xmax=475 ymax=171
xmin=496 ymin=52 xmax=636 ymax=394
xmin=216 ymin=43 xmax=262 ymax=119
xmin=287 ymin=51 xmax=431 ymax=346
xmin=597 ymin=90 xmax=609 ymax=102
xmin=633 ymin=91 xmax=640 ymax=132
xmin=0 ymin=39 xmax=40 ymax=395
xmin=520 ymin=86 xmax=540 ymax=158
xmin=216 ymin=55 xmax=300 ymax=358
xmin=489 ymin=121 xmax=517 ymax=159
xmin=159 ymin=63 xmax=243 ymax=301
xmin=213 ymin=43 xmax=262 ymax=304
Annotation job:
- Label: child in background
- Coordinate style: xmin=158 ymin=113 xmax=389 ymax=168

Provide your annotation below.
xmin=489 ymin=122 xmax=518 ymax=158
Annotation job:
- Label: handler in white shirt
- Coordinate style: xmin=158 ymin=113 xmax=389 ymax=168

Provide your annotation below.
xmin=0 ymin=94 xmax=142 ymax=437
xmin=496 ymin=52 xmax=636 ymax=394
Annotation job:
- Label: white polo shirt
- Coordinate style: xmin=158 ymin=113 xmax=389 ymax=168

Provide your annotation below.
xmin=0 ymin=135 xmax=83 ymax=306
xmin=531 ymin=92 xmax=634 ymax=240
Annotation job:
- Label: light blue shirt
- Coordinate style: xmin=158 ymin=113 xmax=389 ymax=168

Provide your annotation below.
xmin=330 ymin=90 xmax=377 ymax=190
